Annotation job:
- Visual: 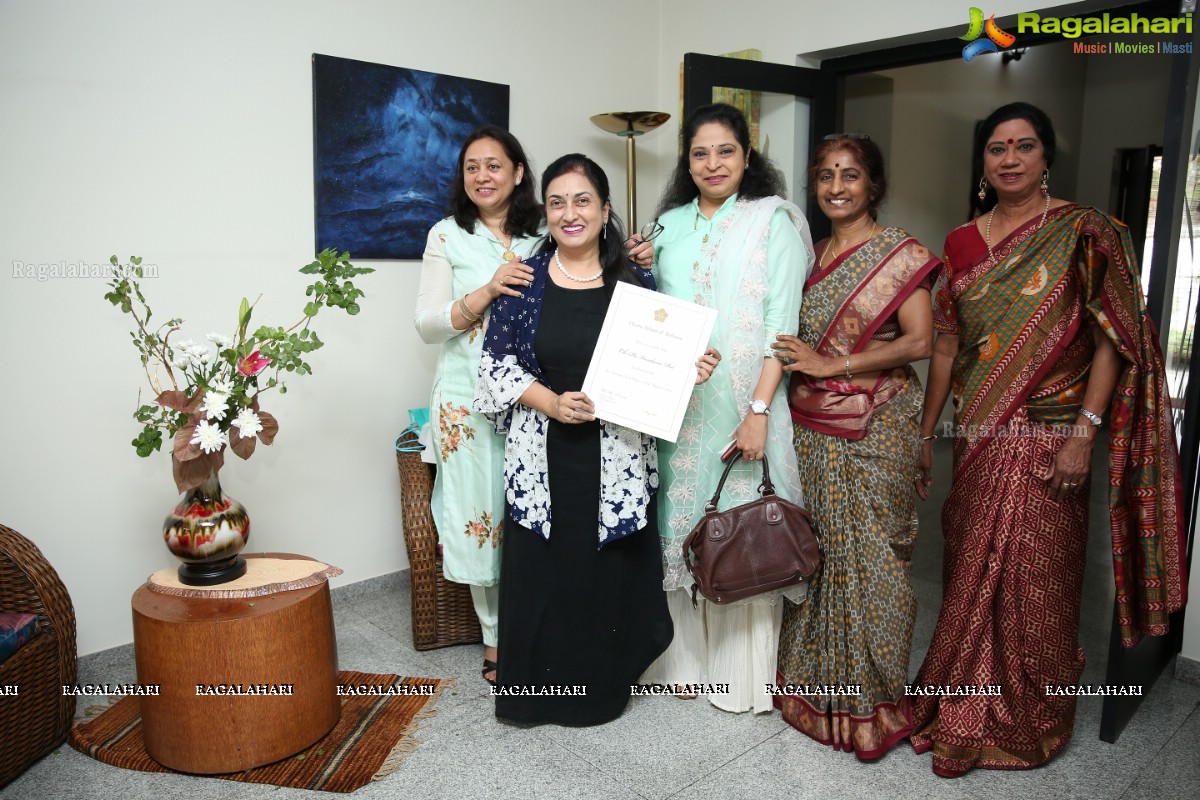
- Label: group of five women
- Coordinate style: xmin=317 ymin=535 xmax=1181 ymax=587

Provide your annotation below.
xmin=414 ymin=101 xmax=1185 ymax=776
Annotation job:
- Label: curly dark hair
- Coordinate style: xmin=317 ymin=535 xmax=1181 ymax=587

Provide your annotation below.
xmin=447 ymin=125 xmax=542 ymax=238
xmin=807 ymin=135 xmax=888 ymax=220
xmin=973 ymin=102 xmax=1057 ymax=213
xmin=655 ymin=103 xmax=788 ymax=216
xmin=537 ymin=153 xmax=646 ymax=290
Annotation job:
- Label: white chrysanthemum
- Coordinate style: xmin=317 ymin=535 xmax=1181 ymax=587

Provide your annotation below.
xmin=172 ymin=356 xmax=191 ymax=370
xmin=200 ymin=392 xmax=230 ymax=421
xmin=206 ymin=332 xmax=233 ymax=348
xmin=230 ymin=407 xmax=262 ymax=438
xmin=190 ymin=420 xmax=228 ymax=454
xmin=209 ymin=377 xmax=234 ymax=395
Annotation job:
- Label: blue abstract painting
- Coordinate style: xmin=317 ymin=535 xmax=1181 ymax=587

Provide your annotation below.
xmin=312 ymin=54 xmax=509 ymax=259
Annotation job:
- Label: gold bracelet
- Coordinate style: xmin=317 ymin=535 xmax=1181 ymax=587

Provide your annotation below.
xmin=921 ymin=434 xmax=938 ymax=441
xmin=844 ymin=355 xmax=852 ymax=380
xmin=458 ymin=295 xmax=482 ymax=323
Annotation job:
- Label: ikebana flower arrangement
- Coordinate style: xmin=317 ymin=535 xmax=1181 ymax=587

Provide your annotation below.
xmin=105 ymin=250 xmax=374 ymax=494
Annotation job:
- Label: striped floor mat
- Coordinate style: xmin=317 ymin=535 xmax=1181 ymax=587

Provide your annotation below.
xmin=68 ymin=671 xmax=444 ymax=792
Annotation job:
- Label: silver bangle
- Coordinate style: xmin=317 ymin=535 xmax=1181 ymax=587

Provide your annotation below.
xmin=1080 ymin=409 xmax=1102 ymax=428
xmin=458 ymin=296 xmax=482 ymax=323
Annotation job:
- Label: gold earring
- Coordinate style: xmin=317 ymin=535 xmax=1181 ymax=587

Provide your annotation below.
xmin=1040 ymin=169 xmax=1049 ymax=196
xmin=977 ymin=176 xmax=988 ymax=202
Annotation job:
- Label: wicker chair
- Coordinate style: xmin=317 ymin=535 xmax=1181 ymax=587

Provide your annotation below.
xmin=0 ymin=524 xmax=77 ymax=787
xmin=395 ymin=431 xmax=482 ymax=650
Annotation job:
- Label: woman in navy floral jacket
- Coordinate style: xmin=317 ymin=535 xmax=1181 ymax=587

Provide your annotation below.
xmin=475 ymin=153 xmax=715 ymax=726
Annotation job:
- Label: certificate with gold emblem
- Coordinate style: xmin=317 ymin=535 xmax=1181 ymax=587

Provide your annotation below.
xmin=582 ymin=281 xmax=717 ymax=442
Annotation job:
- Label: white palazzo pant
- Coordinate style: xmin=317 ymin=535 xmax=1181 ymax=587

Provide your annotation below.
xmin=641 ymin=589 xmax=783 ymax=713
xmin=469 ymin=584 xmax=499 ymax=647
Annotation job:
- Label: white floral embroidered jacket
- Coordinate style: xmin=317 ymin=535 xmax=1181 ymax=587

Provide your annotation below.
xmin=473 ymin=250 xmax=659 ymax=547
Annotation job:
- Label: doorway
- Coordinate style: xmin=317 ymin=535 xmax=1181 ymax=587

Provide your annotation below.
xmin=823 ymin=3 xmax=1197 ymax=744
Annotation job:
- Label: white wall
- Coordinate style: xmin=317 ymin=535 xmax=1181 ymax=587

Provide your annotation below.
xmin=1075 ymin=34 xmax=1172 ymax=210
xmin=843 ymin=45 xmax=1089 ymax=253
xmin=0 ymin=0 xmax=659 ymax=656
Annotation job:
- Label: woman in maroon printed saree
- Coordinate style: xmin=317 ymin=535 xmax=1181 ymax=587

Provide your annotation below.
xmin=771 ymin=135 xmax=938 ymax=758
xmin=911 ymin=103 xmax=1187 ymax=777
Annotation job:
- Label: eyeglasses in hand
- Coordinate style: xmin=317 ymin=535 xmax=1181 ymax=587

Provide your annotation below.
xmin=626 ymin=218 xmax=665 ymax=245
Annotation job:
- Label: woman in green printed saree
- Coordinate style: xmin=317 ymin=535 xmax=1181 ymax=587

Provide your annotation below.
xmin=771 ymin=135 xmax=938 ymax=757
xmin=910 ymin=103 xmax=1186 ymax=777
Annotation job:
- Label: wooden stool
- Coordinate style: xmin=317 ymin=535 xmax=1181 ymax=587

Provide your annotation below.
xmin=132 ymin=553 xmax=341 ymax=774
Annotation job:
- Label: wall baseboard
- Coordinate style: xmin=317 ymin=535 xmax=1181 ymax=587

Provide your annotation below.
xmin=1177 ymin=654 xmax=1200 ymax=687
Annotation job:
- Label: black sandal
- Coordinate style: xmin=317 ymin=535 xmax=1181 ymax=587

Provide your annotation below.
xmin=482 ymin=658 xmax=498 ymax=687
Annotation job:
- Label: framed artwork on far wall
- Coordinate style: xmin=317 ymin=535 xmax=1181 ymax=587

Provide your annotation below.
xmin=312 ymin=54 xmax=509 ymax=260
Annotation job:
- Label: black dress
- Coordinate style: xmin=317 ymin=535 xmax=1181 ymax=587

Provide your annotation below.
xmin=496 ymin=279 xmax=673 ymax=726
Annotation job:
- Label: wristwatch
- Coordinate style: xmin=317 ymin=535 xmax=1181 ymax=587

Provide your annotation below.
xmin=749 ymin=399 xmax=771 ymax=416
xmin=1079 ymin=408 xmax=1102 ymax=428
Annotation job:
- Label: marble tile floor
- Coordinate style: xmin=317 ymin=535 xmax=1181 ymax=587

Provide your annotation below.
xmin=6 ymin=438 xmax=1198 ymax=799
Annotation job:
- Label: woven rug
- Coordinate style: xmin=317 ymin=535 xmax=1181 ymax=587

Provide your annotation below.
xmin=69 ymin=671 xmax=444 ymax=792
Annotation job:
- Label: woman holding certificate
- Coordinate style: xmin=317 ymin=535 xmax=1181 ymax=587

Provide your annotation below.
xmin=644 ymin=103 xmax=814 ymax=714
xmin=770 ymin=134 xmax=938 ymax=757
xmin=476 ymin=154 xmax=708 ymax=726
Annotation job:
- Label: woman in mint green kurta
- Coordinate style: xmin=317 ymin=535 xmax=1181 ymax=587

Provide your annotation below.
xmin=413 ymin=126 xmax=543 ymax=685
xmin=642 ymin=104 xmax=813 ymax=714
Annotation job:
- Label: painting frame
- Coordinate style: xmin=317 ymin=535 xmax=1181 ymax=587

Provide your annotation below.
xmin=312 ymin=54 xmax=510 ymax=260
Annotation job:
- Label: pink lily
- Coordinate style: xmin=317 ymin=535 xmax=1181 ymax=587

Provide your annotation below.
xmin=237 ymin=349 xmax=271 ymax=377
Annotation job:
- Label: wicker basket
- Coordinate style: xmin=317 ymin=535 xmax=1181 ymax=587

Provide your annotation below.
xmin=0 ymin=524 xmax=77 ymax=787
xmin=395 ymin=431 xmax=482 ymax=650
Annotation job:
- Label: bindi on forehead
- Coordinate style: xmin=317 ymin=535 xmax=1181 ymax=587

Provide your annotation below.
xmin=1007 ymin=139 xmax=1014 ymax=144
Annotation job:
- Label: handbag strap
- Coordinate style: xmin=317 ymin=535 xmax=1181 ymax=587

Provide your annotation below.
xmin=703 ymin=451 xmax=776 ymax=512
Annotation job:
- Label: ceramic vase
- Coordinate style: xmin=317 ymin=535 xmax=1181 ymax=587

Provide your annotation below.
xmin=163 ymin=470 xmax=249 ymax=585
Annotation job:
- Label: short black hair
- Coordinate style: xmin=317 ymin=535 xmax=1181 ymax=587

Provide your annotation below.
xmin=447 ymin=125 xmax=541 ymax=238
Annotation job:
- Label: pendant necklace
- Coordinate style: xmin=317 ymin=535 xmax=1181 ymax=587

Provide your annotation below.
xmin=483 ymin=221 xmax=516 ymax=261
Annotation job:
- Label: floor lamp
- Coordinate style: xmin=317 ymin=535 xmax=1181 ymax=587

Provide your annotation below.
xmin=589 ymin=111 xmax=670 ymax=230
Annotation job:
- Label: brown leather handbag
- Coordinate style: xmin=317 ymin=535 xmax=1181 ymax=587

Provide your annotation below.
xmin=680 ymin=452 xmax=821 ymax=605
